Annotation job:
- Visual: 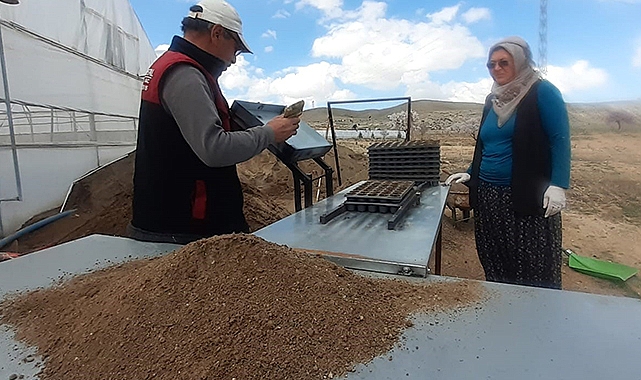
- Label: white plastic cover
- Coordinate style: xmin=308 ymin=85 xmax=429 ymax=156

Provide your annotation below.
xmin=0 ymin=0 xmax=156 ymax=236
xmin=0 ymin=0 xmax=156 ymax=117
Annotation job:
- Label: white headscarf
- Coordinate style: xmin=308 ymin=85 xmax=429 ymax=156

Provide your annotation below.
xmin=489 ymin=36 xmax=541 ymax=127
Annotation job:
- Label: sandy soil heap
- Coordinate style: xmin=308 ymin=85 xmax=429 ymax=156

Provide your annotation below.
xmin=7 ymin=144 xmax=368 ymax=254
xmin=1 ymin=234 xmax=483 ymax=380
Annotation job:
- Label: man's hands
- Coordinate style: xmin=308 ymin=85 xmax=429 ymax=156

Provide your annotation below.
xmin=543 ymin=185 xmax=566 ymax=218
xmin=267 ymin=115 xmax=300 ymax=143
xmin=445 ymin=173 xmax=471 ymax=185
xmin=283 ymin=100 xmax=304 ymax=118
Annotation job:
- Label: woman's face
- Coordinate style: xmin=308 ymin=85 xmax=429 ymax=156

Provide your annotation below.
xmin=488 ymin=49 xmax=517 ymax=86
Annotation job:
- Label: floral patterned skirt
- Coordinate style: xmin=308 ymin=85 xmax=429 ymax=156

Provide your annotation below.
xmin=474 ymin=180 xmax=562 ymax=289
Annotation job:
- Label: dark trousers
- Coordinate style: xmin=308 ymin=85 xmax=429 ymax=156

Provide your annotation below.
xmin=127 ymin=223 xmax=200 ymax=245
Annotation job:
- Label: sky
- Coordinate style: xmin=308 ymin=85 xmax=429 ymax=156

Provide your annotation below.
xmin=129 ymin=0 xmax=641 ymax=108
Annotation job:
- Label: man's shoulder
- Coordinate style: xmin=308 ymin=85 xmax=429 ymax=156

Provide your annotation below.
xmin=160 ymin=64 xmax=212 ymax=110
xmin=166 ymin=64 xmax=207 ymax=81
xmin=162 ymin=64 xmax=209 ymax=94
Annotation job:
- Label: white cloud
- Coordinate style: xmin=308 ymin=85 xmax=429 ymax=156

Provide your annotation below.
xmin=311 ymin=3 xmax=485 ymax=90
xmin=262 ymin=30 xmax=277 ymax=39
xmin=440 ymin=78 xmax=493 ymax=103
xmin=546 ymin=61 xmax=608 ymax=94
xmin=340 ymin=0 xmax=387 ymax=21
xmin=219 ymin=56 xmax=255 ymax=91
xmin=633 ymin=37 xmax=641 ymax=67
xmin=404 ymin=77 xmax=492 ymax=103
xmin=270 ymin=63 xmax=341 ymax=99
xmin=296 ymin=0 xmax=344 ymax=19
xmin=426 ymin=4 xmax=460 ymax=24
xmin=327 ymin=89 xmax=358 ymax=102
xmin=264 ymin=46 xmax=274 ymax=53
xmin=220 ymin=60 xmax=353 ymax=107
xmin=461 ymin=8 xmax=491 ymax=24
xmin=273 ymin=9 xmax=291 ymax=19
xmin=216 ymin=3 xmax=491 ymax=106
xmin=155 ymin=44 xmax=169 ymax=57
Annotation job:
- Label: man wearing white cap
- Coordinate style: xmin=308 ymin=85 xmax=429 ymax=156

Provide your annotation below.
xmin=129 ymin=0 xmax=300 ymax=244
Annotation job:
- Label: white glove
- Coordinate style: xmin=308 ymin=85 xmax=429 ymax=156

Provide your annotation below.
xmin=445 ymin=173 xmax=471 ymax=185
xmin=543 ymin=185 xmax=566 ymax=218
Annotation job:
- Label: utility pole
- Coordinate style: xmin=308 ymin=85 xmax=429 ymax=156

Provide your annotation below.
xmin=539 ymin=0 xmax=548 ymax=75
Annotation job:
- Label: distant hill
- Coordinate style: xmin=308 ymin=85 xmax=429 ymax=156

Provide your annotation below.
xmin=302 ymin=98 xmax=641 ymax=134
xmin=567 ymin=101 xmax=641 ymax=133
xmin=302 ymin=99 xmax=483 ymax=125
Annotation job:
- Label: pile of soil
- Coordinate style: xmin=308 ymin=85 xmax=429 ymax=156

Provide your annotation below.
xmin=7 ymin=145 xmax=367 ymax=253
xmin=1 ymin=234 xmax=484 ymax=380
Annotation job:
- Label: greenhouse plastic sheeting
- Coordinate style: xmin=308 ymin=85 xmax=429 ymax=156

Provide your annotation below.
xmin=0 ymin=0 xmax=156 ymax=117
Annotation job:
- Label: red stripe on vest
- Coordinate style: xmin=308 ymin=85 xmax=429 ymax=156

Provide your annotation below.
xmin=192 ymin=180 xmax=207 ymax=220
xmin=142 ymin=51 xmax=231 ymax=131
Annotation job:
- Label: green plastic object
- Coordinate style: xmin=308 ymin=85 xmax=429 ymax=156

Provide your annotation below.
xmin=565 ymin=249 xmax=639 ymax=282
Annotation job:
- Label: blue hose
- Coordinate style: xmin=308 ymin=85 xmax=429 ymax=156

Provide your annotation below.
xmin=0 ymin=209 xmax=76 ymax=250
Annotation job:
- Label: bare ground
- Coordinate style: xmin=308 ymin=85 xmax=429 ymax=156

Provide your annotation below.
xmin=436 ymin=132 xmax=641 ymax=299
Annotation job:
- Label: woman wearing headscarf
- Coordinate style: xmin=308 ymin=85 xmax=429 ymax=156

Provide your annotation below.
xmin=446 ymin=36 xmax=571 ymax=289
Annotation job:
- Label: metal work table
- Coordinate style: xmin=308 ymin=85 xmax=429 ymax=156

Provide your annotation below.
xmin=344 ymin=278 xmax=641 ymax=379
xmin=255 ymin=182 xmax=449 ymax=277
xmin=1 ymin=235 xmax=640 ymax=379
xmin=0 ymin=235 xmax=180 ymax=379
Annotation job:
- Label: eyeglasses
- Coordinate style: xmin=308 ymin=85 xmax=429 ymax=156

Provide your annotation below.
xmin=486 ymin=59 xmax=510 ymax=70
xmin=223 ymin=29 xmax=243 ymax=56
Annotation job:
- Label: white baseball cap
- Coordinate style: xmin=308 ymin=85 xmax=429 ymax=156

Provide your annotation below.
xmin=188 ymin=0 xmax=252 ymax=54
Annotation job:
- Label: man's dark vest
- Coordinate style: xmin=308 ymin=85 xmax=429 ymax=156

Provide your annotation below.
xmin=469 ymin=80 xmax=551 ymax=216
xmin=131 ymin=46 xmax=249 ymax=236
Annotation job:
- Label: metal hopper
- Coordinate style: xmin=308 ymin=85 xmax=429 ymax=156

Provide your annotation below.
xmin=230 ymin=100 xmax=331 ymax=163
xmin=230 ymin=100 xmax=335 ymax=211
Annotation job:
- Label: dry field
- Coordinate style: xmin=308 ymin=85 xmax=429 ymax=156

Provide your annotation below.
xmin=365 ymin=130 xmax=641 ymax=298
xmin=332 ymin=100 xmax=641 ymax=298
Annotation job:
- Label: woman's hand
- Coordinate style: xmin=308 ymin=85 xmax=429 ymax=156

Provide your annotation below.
xmin=543 ymin=185 xmax=566 ymax=217
xmin=445 ymin=173 xmax=471 ymax=185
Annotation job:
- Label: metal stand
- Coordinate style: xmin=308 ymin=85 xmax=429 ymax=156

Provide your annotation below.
xmin=327 ymin=96 xmax=412 ymax=187
xmin=287 ymin=157 xmax=334 ymax=212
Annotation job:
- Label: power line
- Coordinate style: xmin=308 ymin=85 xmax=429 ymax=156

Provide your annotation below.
xmin=539 ymin=0 xmax=548 ymax=75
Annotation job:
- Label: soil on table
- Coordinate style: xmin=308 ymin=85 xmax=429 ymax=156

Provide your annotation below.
xmin=1 ymin=234 xmax=484 ymax=380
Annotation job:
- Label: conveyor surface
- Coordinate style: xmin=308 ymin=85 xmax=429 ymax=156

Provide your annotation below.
xmin=1 ymin=235 xmax=639 ymax=379
xmin=255 ymin=182 xmax=449 ymax=276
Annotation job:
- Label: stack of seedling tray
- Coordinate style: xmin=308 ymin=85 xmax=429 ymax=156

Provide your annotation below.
xmin=368 ymin=140 xmax=440 ymax=186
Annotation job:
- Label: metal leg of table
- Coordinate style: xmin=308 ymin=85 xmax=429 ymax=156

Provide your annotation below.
xmin=435 ymin=222 xmax=442 ymax=275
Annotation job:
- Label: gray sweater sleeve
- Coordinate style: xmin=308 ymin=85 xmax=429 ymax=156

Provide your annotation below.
xmin=160 ymin=65 xmax=275 ymax=167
